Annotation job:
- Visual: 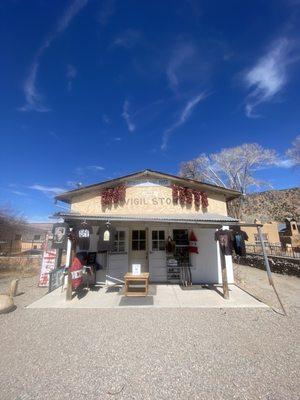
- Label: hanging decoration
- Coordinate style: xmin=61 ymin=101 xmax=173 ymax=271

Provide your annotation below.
xmin=193 ymin=190 xmax=201 ymax=208
xmin=188 ymin=230 xmax=199 ymax=253
xmin=101 ymin=185 xmax=126 ymax=207
xmin=201 ymin=192 xmax=209 ymax=208
xmin=171 ymin=184 xmax=209 ymax=208
xmin=172 ymin=184 xmax=179 ymax=204
xmin=179 ymin=186 xmax=186 ymax=205
xmin=185 ymin=188 xmax=193 ymax=205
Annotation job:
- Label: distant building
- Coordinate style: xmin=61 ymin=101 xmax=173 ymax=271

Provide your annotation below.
xmin=242 ymin=219 xmax=280 ymax=247
xmin=279 ymin=218 xmax=300 ymax=250
xmin=0 ymin=223 xmax=52 ymax=255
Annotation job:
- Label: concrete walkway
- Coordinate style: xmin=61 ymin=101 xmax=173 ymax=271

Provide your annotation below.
xmin=27 ymin=284 xmax=268 ymax=309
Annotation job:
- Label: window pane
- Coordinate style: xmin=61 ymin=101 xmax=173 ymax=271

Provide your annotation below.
xmin=113 ymin=242 xmax=118 ymax=252
xmin=140 ymin=240 xmax=146 ymax=250
xmin=132 ymin=230 xmax=138 ymax=240
xmin=119 ymin=231 xmax=125 ymax=240
xmin=132 ymin=240 xmax=138 ymax=250
xmin=152 ymin=231 xmax=158 ymax=240
xmin=152 ymin=241 xmax=158 ymax=250
xmin=159 ymin=231 xmax=165 ymax=240
xmin=119 ymin=242 xmax=125 ymax=252
xmin=140 ymin=230 xmax=146 ymax=240
xmin=159 ymin=241 xmax=165 ymax=250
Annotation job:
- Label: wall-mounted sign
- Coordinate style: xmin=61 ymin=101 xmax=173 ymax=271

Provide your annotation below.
xmin=125 ymin=196 xmax=173 ymax=206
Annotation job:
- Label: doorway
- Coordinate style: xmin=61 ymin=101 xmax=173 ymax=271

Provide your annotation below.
xmin=130 ymin=229 xmax=148 ymax=273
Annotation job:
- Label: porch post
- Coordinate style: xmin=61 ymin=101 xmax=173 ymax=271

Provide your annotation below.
xmin=257 ymin=225 xmax=286 ymax=315
xmin=219 ymin=244 xmax=229 ymax=299
xmin=66 ymin=228 xmax=73 ymax=301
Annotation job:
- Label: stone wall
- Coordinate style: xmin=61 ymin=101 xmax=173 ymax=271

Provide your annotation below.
xmin=233 ymin=254 xmax=300 ymax=277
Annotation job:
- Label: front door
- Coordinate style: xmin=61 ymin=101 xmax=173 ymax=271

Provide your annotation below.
xmin=149 ymin=228 xmax=167 ymax=282
xmin=130 ymin=229 xmax=148 ymax=273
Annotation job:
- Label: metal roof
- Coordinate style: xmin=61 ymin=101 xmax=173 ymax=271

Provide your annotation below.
xmin=57 ymin=212 xmax=238 ymax=225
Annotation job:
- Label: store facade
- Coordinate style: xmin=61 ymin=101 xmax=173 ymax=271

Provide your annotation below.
xmin=55 ymin=170 xmax=240 ymax=285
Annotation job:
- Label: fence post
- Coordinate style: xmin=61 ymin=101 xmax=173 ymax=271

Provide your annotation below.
xmin=257 ymin=225 xmax=287 ymax=316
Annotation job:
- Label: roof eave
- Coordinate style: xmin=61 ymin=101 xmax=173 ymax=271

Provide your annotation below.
xmin=55 ymin=169 xmax=241 ymax=203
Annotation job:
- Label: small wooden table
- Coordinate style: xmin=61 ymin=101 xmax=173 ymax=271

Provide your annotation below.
xmin=124 ymin=272 xmax=150 ymax=297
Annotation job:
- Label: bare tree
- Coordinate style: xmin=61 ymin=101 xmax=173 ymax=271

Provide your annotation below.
xmin=0 ymin=206 xmax=27 ymax=254
xmin=179 ymin=143 xmax=278 ymax=218
xmin=286 ymin=135 xmax=300 ymax=166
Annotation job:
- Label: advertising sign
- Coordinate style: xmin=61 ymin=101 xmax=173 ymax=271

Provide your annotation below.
xmin=39 ymin=247 xmax=57 ymax=287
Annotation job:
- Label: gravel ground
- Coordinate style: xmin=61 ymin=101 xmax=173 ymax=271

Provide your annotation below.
xmin=0 ymin=268 xmax=299 ymax=400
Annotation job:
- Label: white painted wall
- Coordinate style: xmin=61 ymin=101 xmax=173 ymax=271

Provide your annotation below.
xmin=80 ymin=224 xmax=234 ymax=285
xmin=189 ymin=228 xmax=234 ymax=284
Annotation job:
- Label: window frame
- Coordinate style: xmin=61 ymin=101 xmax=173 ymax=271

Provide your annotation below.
xmin=151 ymin=230 xmax=166 ymax=251
xmin=112 ymin=230 xmax=126 ymax=253
xmin=254 ymin=233 xmax=269 ymax=246
xmin=131 ymin=230 xmax=146 ymax=251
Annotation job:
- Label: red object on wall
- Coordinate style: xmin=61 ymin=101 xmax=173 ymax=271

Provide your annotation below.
xmin=189 ymin=230 xmax=199 ymax=253
xmin=201 ymin=192 xmax=209 ymax=208
xmin=69 ymin=257 xmax=83 ymax=289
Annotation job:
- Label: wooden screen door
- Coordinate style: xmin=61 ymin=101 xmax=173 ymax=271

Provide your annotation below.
xmin=130 ymin=228 xmax=148 ymax=273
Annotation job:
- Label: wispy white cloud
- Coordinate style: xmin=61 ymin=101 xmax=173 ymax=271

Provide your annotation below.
xmin=102 ymin=114 xmax=110 ymax=124
xmin=244 ymin=38 xmax=298 ymax=117
xmin=10 ymin=190 xmax=27 ymax=197
xmin=29 ymin=185 xmax=65 ymax=195
xmin=66 ymin=64 xmax=77 ymax=91
xmin=98 ymin=0 xmax=115 ymax=26
xmin=161 ymin=92 xmax=209 ymax=150
xmin=112 ymin=29 xmax=141 ymax=49
xmin=274 ymin=158 xmax=297 ymax=168
xmin=49 ymin=131 xmax=60 ymax=140
xmin=87 ymin=165 xmax=105 ymax=171
xmin=166 ymin=42 xmax=196 ymax=92
xmin=122 ymin=100 xmax=136 ymax=132
xmin=113 ymin=137 xmax=122 ymax=141
xmin=20 ymin=0 xmax=88 ymax=112
xmin=75 ymin=165 xmax=105 ymax=174
xmin=19 ymin=61 xmax=50 ymax=112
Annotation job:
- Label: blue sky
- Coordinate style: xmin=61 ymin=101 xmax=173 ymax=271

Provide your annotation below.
xmin=0 ymin=0 xmax=299 ymax=221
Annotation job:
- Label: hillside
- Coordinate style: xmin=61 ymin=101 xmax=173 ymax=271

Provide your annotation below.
xmin=236 ymin=188 xmax=300 ymax=222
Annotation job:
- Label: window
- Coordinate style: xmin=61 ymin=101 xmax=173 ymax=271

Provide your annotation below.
xmin=132 ymin=230 xmax=146 ymax=251
xmin=254 ymin=233 xmax=269 ymax=246
xmin=33 ymin=235 xmax=41 ymax=241
xmin=152 ymin=230 xmax=165 ymax=251
xmin=173 ymin=229 xmax=189 ymax=246
xmin=113 ymin=231 xmax=126 ymax=253
xmin=15 ymin=234 xmax=22 ymax=241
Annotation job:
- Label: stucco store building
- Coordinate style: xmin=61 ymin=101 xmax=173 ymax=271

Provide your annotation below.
xmin=55 ymin=170 xmax=240 ymax=285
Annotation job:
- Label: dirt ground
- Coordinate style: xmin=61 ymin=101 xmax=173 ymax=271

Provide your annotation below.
xmin=0 ymin=265 xmax=299 ymax=400
xmin=234 ymin=263 xmax=300 ymax=314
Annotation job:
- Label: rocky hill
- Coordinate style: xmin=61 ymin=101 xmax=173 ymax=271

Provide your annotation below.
xmin=237 ymin=188 xmax=300 ymax=222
